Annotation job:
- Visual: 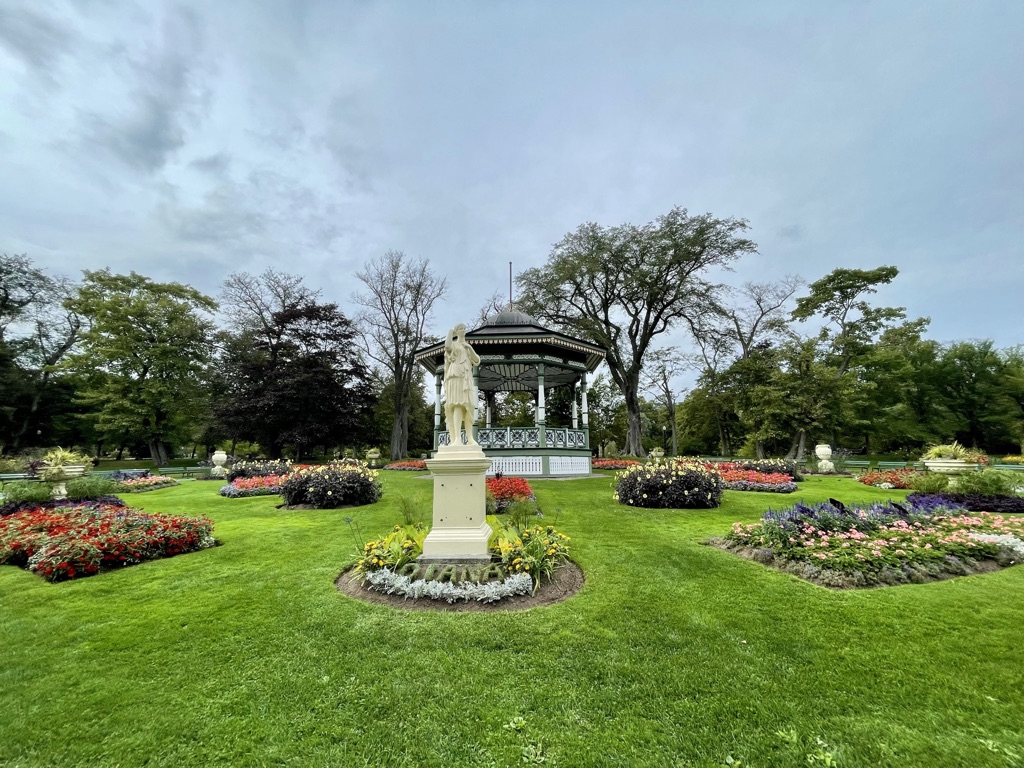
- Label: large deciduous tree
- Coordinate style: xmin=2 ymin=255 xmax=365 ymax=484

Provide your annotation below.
xmin=215 ymin=298 xmax=375 ymax=458
xmin=64 ymin=270 xmax=217 ymax=465
xmin=353 ymin=251 xmax=447 ymax=460
xmin=517 ymin=206 xmax=756 ymax=456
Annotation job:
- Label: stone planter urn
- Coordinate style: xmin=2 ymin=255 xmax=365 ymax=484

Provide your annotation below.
xmin=814 ymin=444 xmax=834 ymax=473
xmin=923 ymin=459 xmax=977 ymax=475
xmin=210 ymin=450 xmax=229 ymax=478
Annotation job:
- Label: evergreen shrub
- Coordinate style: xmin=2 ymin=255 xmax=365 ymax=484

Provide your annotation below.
xmin=615 ymin=460 xmax=723 ymax=509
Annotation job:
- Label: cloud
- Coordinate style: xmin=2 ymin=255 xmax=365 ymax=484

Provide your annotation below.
xmin=776 ymin=224 xmax=804 ymax=241
xmin=189 ymin=151 xmax=231 ymax=176
xmin=78 ymin=6 xmax=208 ymax=173
xmin=0 ymin=4 xmax=75 ymax=80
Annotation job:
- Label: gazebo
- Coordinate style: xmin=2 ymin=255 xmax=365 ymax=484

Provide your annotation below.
xmin=415 ymin=309 xmax=606 ymax=476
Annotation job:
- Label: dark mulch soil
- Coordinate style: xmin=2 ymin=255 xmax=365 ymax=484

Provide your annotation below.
xmin=336 ymin=560 xmax=584 ymax=612
xmin=707 ymin=538 xmax=1013 ymax=589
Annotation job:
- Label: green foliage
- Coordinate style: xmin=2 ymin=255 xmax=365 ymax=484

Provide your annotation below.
xmin=63 ymin=269 xmax=217 ymax=465
xmin=491 ymin=521 xmax=571 ymax=590
xmin=280 ymin=463 xmax=383 ymax=508
xmin=907 ymin=472 xmax=950 ymax=493
xmin=922 ymin=441 xmax=971 ymax=460
xmin=615 ymin=459 xmax=724 ymax=509
xmin=226 ymin=460 xmax=292 ymax=482
xmin=65 ymin=475 xmax=117 ymax=500
xmin=355 ymin=522 xmax=427 ymax=575
xmin=953 ymin=470 xmax=1022 ymax=497
xmin=0 ymin=481 xmax=51 ymax=504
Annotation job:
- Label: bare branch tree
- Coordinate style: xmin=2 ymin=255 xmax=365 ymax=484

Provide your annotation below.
xmin=353 ymin=251 xmax=448 ymax=460
xmin=641 ymin=347 xmax=687 ymax=456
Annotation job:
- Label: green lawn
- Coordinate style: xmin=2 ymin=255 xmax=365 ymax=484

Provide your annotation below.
xmin=2 ymin=474 xmax=1023 ymax=767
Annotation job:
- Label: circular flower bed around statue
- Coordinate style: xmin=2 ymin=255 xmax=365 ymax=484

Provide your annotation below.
xmin=280 ymin=462 xmax=382 ymax=508
xmin=337 ymin=517 xmax=581 ymax=610
xmin=714 ymin=497 xmax=1024 ymax=588
xmin=614 ymin=459 xmax=724 ymax=509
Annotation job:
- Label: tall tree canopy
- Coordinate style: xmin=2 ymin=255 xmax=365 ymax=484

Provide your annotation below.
xmin=214 ymin=299 xmax=374 ymax=458
xmin=517 ymin=206 xmax=756 ymax=455
xmin=64 ymin=270 xmax=217 ymax=465
xmin=353 ymin=251 xmax=447 ymax=460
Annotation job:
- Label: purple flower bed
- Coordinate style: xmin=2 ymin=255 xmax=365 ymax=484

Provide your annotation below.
xmin=907 ymin=492 xmax=1024 ymax=515
xmin=723 ymin=480 xmax=798 ymax=494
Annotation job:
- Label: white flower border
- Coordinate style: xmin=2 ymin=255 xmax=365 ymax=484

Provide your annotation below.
xmin=970 ymin=532 xmax=1024 ymax=558
xmin=363 ymin=567 xmax=534 ymax=603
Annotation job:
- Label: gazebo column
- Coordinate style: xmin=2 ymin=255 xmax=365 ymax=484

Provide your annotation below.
xmin=472 ymin=365 xmax=480 ymax=442
xmin=580 ymin=372 xmax=590 ymax=450
xmin=571 ymin=382 xmax=578 ymax=429
xmin=433 ymin=371 xmax=443 ymax=450
xmin=485 ymin=393 xmax=494 ymax=428
xmin=537 ymin=363 xmax=546 ymax=449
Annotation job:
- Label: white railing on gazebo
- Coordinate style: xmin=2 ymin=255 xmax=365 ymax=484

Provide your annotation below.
xmin=437 ymin=427 xmax=587 ymax=450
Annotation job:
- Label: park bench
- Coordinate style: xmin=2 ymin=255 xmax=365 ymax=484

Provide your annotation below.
xmin=843 ymin=460 xmax=871 ymax=472
xmin=157 ymin=466 xmax=185 ymax=477
xmin=992 ymin=464 xmax=1024 ymax=472
xmin=0 ymin=473 xmax=39 ymax=489
xmin=183 ymin=466 xmax=211 ymax=477
xmin=876 ymin=461 xmax=911 ymax=471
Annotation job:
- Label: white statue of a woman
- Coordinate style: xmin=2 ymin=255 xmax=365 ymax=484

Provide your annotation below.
xmin=443 ymin=323 xmax=480 ymax=445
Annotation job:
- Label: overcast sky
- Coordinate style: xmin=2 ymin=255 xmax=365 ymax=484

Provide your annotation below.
xmin=2 ymin=0 xmax=1022 ymax=365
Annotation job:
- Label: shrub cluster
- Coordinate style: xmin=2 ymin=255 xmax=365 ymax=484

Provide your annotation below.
xmin=66 ymin=475 xmax=118 ymax=499
xmin=280 ymin=462 xmax=382 ymax=508
xmin=0 ymin=481 xmax=53 ymax=510
xmin=218 ymin=474 xmax=287 ymax=498
xmin=383 ymin=460 xmax=428 ymax=471
xmin=614 ymin=460 xmax=723 ymax=509
xmin=953 ymin=469 xmax=1022 ymax=497
xmin=906 ymin=492 xmax=1024 ymax=515
xmin=227 ymin=460 xmax=292 ymax=482
xmin=857 ymin=469 xmax=919 ymax=490
xmin=0 ymin=501 xmax=216 ymax=581
xmin=907 ymin=472 xmax=950 ymax=493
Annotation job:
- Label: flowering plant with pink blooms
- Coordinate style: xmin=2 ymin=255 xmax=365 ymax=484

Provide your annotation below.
xmin=115 ymin=475 xmax=179 ymax=493
xmin=723 ymin=498 xmax=1024 ymax=582
xmin=218 ymin=474 xmax=286 ymax=498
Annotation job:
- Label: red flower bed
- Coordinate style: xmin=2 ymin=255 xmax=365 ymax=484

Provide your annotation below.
xmin=486 ymin=476 xmax=535 ymax=502
xmin=716 ymin=466 xmax=793 ymax=485
xmin=592 ymin=458 xmax=641 ymax=470
xmin=232 ymin=474 xmax=286 ymax=489
xmin=858 ymin=469 xmax=919 ymax=489
xmin=384 ymin=460 xmax=428 ymax=471
xmin=0 ymin=501 xmax=216 ymax=582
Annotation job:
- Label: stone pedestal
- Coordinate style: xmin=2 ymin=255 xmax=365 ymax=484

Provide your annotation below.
xmin=421 ymin=444 xmax=493 ymax=561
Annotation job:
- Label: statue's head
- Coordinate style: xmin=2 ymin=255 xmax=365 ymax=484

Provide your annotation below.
xmin=453 ymin=323 xmax=466 ymax=337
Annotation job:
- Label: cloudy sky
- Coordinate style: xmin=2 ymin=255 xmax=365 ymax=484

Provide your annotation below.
xmin=2 ymin=0 xmax=1022 ymax=358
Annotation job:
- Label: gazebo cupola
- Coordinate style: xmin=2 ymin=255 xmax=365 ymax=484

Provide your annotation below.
xmin=414 ymin=309 xmax=606 ymax=476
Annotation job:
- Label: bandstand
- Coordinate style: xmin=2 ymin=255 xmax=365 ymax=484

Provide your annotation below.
xmin=415 ymin=310 xmax=606 ymax=476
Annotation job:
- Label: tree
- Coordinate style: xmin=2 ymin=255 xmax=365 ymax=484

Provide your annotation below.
xmin=517 ymin=207 xmax=756 ymax=456
xmin=64 ymin=270 xmax=217 ymax=465
xmin=354 ymin=251 xmax=447 ymax=460
xmin=642 ymin=347 xmax=686 ymax=456
xmin=214 ymin=300 xmax=375 ymax=458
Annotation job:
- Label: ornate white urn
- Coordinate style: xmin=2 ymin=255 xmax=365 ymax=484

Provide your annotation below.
xmin=210 ymin=450 xmax=229 ymax=479
xmin=815 ymin=444 xmax=835 ymax=473
xmin=923 ymin=459 xmax=976 ymax=475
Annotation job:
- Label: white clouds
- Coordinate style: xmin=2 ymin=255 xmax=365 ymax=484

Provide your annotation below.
xmin=0 ymin=0 xmax=1021 ymax=349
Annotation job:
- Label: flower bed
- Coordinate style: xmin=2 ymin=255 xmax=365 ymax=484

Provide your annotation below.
xmin=280 ymin=462 xmax=382 ymax=508
xmin=115 ymin=475 xmax=179 ymax=493
xmin=857 ymin=468 xmax=919 ymax=490
xmin=592 ymin=458 xmax=641 ymax=470
xmin=717 ymin=466 xmax=798 ymax=493
xmin=906 ymin=492 xmax=1024 ymax=515
xmin=615 ymin=459 xmax=723 ymax=509
xmin=218 ymin=474 xmax=286 ymax=498
xmin=0 ymin=500 xmax=217 ymax=581
xmin=719 ymin=498 xmax=1024 ymax=588
xmin=226 ymin=460 xmax=292 ymax=482
xmin=486 ymin=476 xmax=536 ymax=513
xmin=383 ymin=460 xmax=428 ymax=471
xmin=720 ymin=458 xmax=803 ymax=482
xmin=354 ymin=519 xmax=571 ymax=600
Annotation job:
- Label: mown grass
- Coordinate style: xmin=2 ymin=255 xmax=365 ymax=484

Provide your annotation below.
xmin=2 ymin=474 xmax=1023 ymax=767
